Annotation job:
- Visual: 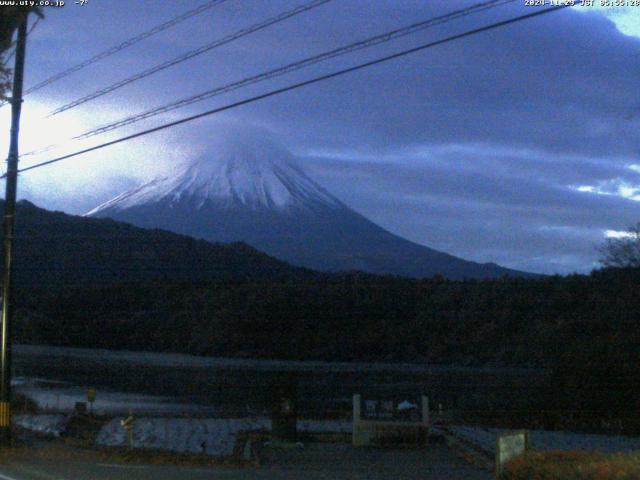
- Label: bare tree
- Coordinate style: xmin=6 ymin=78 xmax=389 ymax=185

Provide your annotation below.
xmin=599 ymin=223 xmax=640 ymax=268
xmin=0 ymin=7 xmax=41 ymax=100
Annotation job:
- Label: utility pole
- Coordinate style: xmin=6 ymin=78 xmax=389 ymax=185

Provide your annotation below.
xmin=1 ymin=13 xmax=28 ymax=445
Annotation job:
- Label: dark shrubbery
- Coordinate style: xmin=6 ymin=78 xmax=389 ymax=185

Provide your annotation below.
xmin=500 ymin=451 xmax=640 ymax=480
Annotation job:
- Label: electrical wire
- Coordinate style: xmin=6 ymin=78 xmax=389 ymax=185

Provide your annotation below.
xmin=76 ymin=0 xmax=515 ymax=139
xmin=49 ymin=0 xmax=334 ymax=116
xmin=5 ymin=4 xmax=573 ymax=179
xmin=1 ymin=18 xmax=40 ymax=68
xmin=1 ymin=46 xmax=16 ymax=69
xmin=23 ymin=0 xmax=510 ymax=156
xmin=20 ymin=0 xmax=231 ymax=98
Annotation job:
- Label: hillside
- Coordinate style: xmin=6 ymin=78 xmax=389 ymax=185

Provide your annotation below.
xmin=4 ymin=199 xmax=313 ymax=287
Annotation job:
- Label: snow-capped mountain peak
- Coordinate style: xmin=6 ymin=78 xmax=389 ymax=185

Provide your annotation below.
xmin=87 ymin=138 xmax=343 ymax=216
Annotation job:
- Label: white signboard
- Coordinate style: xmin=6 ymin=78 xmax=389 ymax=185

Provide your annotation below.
xmin=352 ymin=394 xmax=429 ymax=446
xmin=496 ymin=430 xmax=528 ymax=477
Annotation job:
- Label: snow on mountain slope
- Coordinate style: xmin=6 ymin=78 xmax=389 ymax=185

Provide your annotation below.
xmin=87 ymin=136 xmax=342 ymax=216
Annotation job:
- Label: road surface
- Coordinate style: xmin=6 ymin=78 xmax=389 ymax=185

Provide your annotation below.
xmin=0 ymin=443 xmax=492 ymax=479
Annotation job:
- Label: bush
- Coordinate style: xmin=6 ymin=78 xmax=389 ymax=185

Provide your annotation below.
xmin=500 ymin=450 xmax=640 ymax=480
xmin=12 ymin=392 xmax=38 ymax=414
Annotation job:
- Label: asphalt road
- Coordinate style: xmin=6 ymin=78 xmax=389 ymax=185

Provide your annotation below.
xmin=0 ymin=444 xmax=493 ymax=480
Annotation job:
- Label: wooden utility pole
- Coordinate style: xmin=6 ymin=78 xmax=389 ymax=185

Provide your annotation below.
xmin=1 ymin=13 xmax=28 ymax=445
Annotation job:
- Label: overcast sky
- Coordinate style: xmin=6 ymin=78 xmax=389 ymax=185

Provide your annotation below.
xmin=1 ymin=0 xmax=639 ymax=275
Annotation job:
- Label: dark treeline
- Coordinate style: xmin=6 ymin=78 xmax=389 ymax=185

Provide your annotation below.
xmin=12 ymin=266 xmax=640 ymax=431
xmin=14 ymin=267 xmax=638 ymax=366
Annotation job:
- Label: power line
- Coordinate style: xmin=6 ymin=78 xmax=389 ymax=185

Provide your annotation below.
xmin=18 ymin=143 xmax=57 ymax=159
xmin=26 ymin=17 xmax=40 ymax=37
xmin=5 ymin=4 xmax=572 ymax=179
xmin=19 ymin=0 xmax=231 ymax=99
xmin=22 ymin=0 xmax=511 ymax=156
xmin=1 ymin=18 xmax=40 ymax=68
xmin=0 ymin=46 xmax=16 ymax=69
xmin=49 ymin=0 xmax=335 ymax=116
xmin=76 ymin=0 xmax=515 ymax=139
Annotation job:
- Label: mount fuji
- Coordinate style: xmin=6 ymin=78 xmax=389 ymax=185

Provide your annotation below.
xmin=87 ymin=136 xmax=529 ymax=279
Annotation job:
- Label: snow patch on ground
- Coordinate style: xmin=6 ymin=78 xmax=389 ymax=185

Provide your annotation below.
xmin=13 ymin=414 xmax=68 ymax=437
xmin=447 ymin=425 xmax=640 ymax=455
xmin=96 ymin=418 xmax=353 ymax=456
xmin=14 ymin=377 xmax=217 ymax=416
xmin=297 ymin=419 xmax=352 ymax=434
xmin=97 ymin=417 xmax=270 ymax=456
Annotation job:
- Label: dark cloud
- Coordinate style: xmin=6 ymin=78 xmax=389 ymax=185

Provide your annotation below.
xmin=302 ymin=145 xmax=640 ymax=274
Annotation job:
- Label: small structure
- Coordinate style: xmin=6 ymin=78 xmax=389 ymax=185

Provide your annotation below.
xmin=120 ymin=413 xmax=135 ymax=448
xmin=352 ymin=394 xmax=429 ymax=446
xmin=495 ymin=430 xmax=528 ymax=477
xmin=74 ymin=401 xmax=87 ymax=414
xmin=86 ymin=387 xmax=96 ymax=414
xmin=270 ymin=372 xmax=298 ymax=443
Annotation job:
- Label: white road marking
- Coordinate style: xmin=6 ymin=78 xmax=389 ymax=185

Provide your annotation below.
xmin=0 ymin=472 xmax=20 ymax=480
xmin=96 ymin=463 xmax=149 ymax=469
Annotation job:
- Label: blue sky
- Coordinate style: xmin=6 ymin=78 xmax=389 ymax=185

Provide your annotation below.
xmin=1 ymin=0 xmax=639 ymax=275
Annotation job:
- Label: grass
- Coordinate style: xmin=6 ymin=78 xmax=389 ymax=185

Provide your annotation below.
xmin=12 ymin=392 xmax=38 ymax=414
xmin=86 ymin=445 xmax=253 ymax=467
xmin=500 ymin=450 xmax=640 ymax=480
xmin=1 ymin=441 xmax=253 ymax=467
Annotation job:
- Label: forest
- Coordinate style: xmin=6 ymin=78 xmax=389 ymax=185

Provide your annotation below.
xmin=14 ymin=267 xmax=635 ymax=366
xmin=12 ymin=266 xmax=639 ymax=432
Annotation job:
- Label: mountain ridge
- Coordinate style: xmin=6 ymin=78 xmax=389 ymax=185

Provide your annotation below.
xmin=88 ymin=138 xmax=534 ymax=280
xmin=5 ymin=199 xmax=314 ymax=288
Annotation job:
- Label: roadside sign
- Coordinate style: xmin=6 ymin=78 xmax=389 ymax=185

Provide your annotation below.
xmin=120 ymin=413 xmax=135 ymax=448
xmin=360 ymin=396 xmax=422 ymax=422
xmin=353 ymin=394 xmax=429 ymax=447
xmin=496 ymin=430 xmax=529 ymax=477
xmin=87 ymin=387 xmax=96 ymax=403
